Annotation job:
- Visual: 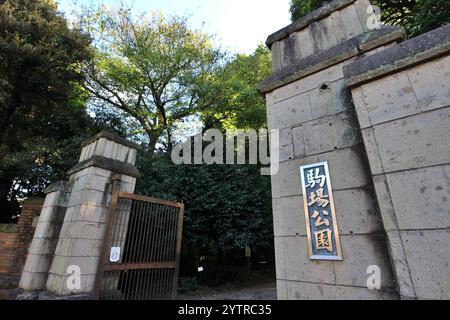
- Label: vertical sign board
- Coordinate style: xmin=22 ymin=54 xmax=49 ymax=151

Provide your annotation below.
xmin=300 ymin=161 xmax=342 ymax=261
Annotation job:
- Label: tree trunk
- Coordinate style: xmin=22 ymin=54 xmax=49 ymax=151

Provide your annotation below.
xmin=145 ymin=129 xmax=163 ymax=158
xmin=166 ymin=127 xmax=173 ymax=154
xmin=148 ymin=138 xmax=157 ymax=158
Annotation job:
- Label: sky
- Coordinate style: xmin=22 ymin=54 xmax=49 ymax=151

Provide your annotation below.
xmin=56 ymin=0 xmax=291 ymax=54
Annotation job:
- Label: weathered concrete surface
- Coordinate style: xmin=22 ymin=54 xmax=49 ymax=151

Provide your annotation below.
xmin=272 ymin=145 xmax=371 ymax=198
xmin=260 ymin=25 xmax=405 ymax=93
xmin=309 ymin=79 xmax=353 ymax=118
xmin=266 ymin=0 xmax=369 ymax=47
xmin=344 ymin=23 xmax=450 ymax=87
xmin=373 ymin=108 xmax=450 ymax=173
xmin=268 ymin=92 xmax=312 ymax=129
xmin=386 ymin=166 xmax=450 ymax=230
xmin=284 ymin=280 xmax=398 ymax=300
xmin=276 ymin=236 xmax=335 ymax=284
xmin=401 ymin=230 xmax=450 ymax=299
xmin=332 ymin=188 xmax=382 ymax=235
xmin=264 ymin=0 xmax=401 ymax=300
xmin=293 ymin=111 xmax=361 ymax=155
xmin=19 ymin=182 xmax=69 ymax=292
xmin=333 ymin=234 xmax=395 ymax=289
xmin=46 ymin=181 xmax=134 ymax=295
xmin=272 ymin=196 xmax=305 ymax=237
xmin=348 ymin=24 xmax=450 ymax=299
xmin=272 ymin=189 xmax=382 ymax=238
xmin=360 ymin=72 xmax=421 ymax=126
xmin=407 ymin=55 xmax=450 ymax=112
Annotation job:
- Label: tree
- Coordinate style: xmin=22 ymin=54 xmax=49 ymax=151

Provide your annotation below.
xmin=200 ymin=44 xmax=272 ymax=131
xmin=135 ymin=153 xmax=273 ymax=285
xmin=81 ymin=5 xmax=223 ymax=157
xmin=0 ymin=0 xmax=92 ymax=147
xmin=0 ymin=0 xmax=93 ymax=222
xmin=132 ymin=46 xmax=274 ymax=285
xmin=376 ymin=0 xmax=450 ymax=37
xmin=289 ymin=0 xmax=332 ymax=21
xmin=289 ymin=0 xmax=450 ymax=37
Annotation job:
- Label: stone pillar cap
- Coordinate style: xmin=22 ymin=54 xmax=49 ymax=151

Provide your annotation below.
xmin=81 ymin=131 xmax=139 ymax=150
xmin=259 ymin=25 xmax=405 ymax=94
xmin=266 ymin=0 xmax=356 ymax=48
xmin=67 ymin=156 xmax=141 ymax=178
xmin=344 ymin=23 xmax=450 ymax=87
xmin=44 ymin=181 xmax=70 ymax=195
xmin=22 ymin=196 xmax=45 ymax=205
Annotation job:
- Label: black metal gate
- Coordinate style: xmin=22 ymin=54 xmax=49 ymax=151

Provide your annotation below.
xmin=93 ymin=183 xmax=184 ymax=300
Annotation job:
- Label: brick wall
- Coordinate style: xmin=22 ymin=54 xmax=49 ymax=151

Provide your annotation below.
xmin=0 ymin=227 xmax=18 ymax=274
xmin=0 ymin=197 xmax=44 ymax=276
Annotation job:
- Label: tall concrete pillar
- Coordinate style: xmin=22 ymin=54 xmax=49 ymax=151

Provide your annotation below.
xmin=344 ymin=24 xmax=450 ymax=300
xmin=19 ymin=181 xmax=70 ymax=291
xmin=259 ymin=0 xmax=405 ymax=299
xmin=45 ymin=132 xmax=140 ymax=296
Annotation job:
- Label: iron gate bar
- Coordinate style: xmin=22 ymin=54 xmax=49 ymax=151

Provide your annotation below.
xmin=116 ymin=192 xmax=184 ymax=208
xmin=103 ymin=262 xmax=176 ymax=272
xmin=172 ymin=204 xmax=184 ymax=299
xmin=92 ymin=185 xmax=184 ymax=300
xmin=92 ymin=178 xmax=120 ymax=300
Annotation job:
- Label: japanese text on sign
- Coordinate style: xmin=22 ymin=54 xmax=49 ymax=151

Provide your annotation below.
xmin=300 ymin=162 xmax=342 ymax=260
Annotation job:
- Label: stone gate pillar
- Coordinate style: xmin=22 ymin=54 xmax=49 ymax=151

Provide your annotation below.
xmin=343 ymin=24 xmax=450 ymax=300
xmin=44 ymin=132 xmax=140 ymax=296
xmin=259 ymin=0 xmax=405 ymax=299
xmin=19 ymin=183 xmax=69 ymax=291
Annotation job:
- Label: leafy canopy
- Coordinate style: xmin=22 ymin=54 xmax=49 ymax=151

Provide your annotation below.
xmin=81 ymin=5 xmax=223 ymax=156
xmin=289 ymin=0 xmax=331 ymax=21
xmin=200 ymin=44 xmax=272 ymax=131
xmin=0 ymin=0 xmax=93 ymax=221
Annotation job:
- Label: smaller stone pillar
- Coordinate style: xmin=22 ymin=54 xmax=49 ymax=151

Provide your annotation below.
xmin=19 ymin=181 xmax=70 ymax=291
xmin=45 ymin=131 xmax=139 ymax=296
xmin=13 ymin=197 xmax=45 ymax=275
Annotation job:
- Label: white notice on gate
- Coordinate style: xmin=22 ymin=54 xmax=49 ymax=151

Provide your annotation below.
xmin=110 ymin=247 xmax=121 ymax=262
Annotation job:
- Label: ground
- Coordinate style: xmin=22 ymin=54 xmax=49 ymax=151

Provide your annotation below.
xmin=177 ymin=282 xmax=277 ymax=300
xmin=0 ymin=276 xmax=19 ymax=300
xmin=0 ymin=284 xmax=277 ymax=300
xmin=0 ymin=272 xmax=277 ymax=300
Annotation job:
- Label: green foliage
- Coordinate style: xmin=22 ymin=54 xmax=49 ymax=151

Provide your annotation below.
xmin=135 ymin=153 xmax=273 ymax=285
xmin=0 ymin=0 xmax=92 ymax=142
xmin=376 ymin=0 xmax=450 ymax=37
xmin=200 ymin=45 xmax=272 ymax=131
xmin=195 ymin=249 xmax=242 ymax=286
xmin=0 ymin=1 xmax=276 ymax=288
xmin=80 ymin=4 xmax=223 ymax=156
xmin=289 ymin=0 xmax=332 ymax=21
xmin=136 ymin=154 xmax=273 ymax=250
xmin=178 ymin=276 xmax=199 ymax=293
xmin=289 ymin=0 xmax=450 ymax=37
xmin=0 ymin=0 xmax=93 ymax=221
xmin=129 ymin=43 xmax=274 ymax=286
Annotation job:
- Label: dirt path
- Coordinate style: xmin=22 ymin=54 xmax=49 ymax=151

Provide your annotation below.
xmin=177 ymin=282 xmax=277 ymax=300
